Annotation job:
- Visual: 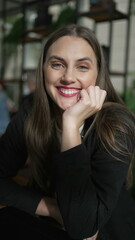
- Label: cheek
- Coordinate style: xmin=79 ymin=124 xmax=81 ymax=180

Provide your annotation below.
xmin=44 ymin=68 xmax=53 ymax=84
xmin=45 ymin=68 xmax=61 ymax=86
xmin=44 ymin=70 xmax=52 ymax=94
xmin=82 ymin=72 xmax=97 ymax=88
xmin=44 ymin=69 xmax=58 ymax=97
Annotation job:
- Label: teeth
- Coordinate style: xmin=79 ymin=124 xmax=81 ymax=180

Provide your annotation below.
xmin=59 ymin=89 xmax=79 ymax=94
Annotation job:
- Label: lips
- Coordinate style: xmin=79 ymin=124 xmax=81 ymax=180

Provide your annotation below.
xmin=56 ymin=86 xmax=81 ymax=97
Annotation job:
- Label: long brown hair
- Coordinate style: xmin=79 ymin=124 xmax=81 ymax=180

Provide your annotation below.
xmin=25 ymin=24 xmax=135 ymax=193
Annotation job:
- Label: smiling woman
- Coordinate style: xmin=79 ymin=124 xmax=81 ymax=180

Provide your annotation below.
xmin=0 ymin=24 xmax=135 ymax=240
xmin=43 ymin=36 xmax=98 ymax=110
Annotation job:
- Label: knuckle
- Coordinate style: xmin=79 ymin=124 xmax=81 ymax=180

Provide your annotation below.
xmin=85 ymin=100 xmax=91 ymax=107
xmin=90 ymin=102 xmax=97 ymax=109
xmin=91 ymin=103 xmax=101 ymax=111
xmin=95 ymin=86 xmax=100 ymax=90
xmin=102 ymin=89 xmax=107 ymax=95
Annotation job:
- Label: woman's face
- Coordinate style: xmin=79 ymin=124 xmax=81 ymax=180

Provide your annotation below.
xmin=43 ymin=36 xmax=98 ymax=110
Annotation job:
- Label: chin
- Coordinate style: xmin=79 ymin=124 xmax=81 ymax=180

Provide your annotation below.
xmin=57 ymin=99 xmax=77 ymax=111
xmin=61 ymin=103 xmax=74 ymax=110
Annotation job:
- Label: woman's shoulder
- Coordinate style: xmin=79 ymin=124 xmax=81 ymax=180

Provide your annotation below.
xmin=19 ymin=93 xmax=34 ymax=117
xmin=99 ymin=102 xmax=135 ymax=127
xmin=85 ymin=102 xmax=135 ymax=143
xmin=22 ymin=93 xmax=34 ymax=109
xmin=95 ymin=102 xmax=135 ymax=155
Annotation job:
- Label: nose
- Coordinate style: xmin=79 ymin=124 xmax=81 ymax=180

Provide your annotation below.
xmin=60 ymin=67 xmax=76 ymax=85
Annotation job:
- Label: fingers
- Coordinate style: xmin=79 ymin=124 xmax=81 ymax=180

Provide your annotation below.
xmin=63 ymin=86 xmax=107 ymax=128
xmin=80 ymin=86 xmax=106 ymax=112
xmin=88 ymin=86 xmax=106 ymax=110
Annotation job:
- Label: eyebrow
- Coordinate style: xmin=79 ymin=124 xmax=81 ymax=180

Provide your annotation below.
xmin=47 ymin=55 xmax=94 ymax=64
xmin=47 ymin=55 xmax=65 ymax=62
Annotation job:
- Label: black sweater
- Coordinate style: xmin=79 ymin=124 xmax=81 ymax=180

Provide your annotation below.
xmin=0 ymin=95 xmax=135 ymax=239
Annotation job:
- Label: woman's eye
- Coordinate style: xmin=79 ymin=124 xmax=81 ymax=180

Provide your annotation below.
xmin=51 ymin=63 xmax=64 ymax=69
xmin=78 ymin=65 xmax=89 ymax=71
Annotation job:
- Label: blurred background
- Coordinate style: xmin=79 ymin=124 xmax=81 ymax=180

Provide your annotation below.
xmin=0 ymin=0 xmax=135 ymax=112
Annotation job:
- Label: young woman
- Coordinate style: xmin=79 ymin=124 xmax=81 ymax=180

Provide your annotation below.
xmin=0 ymin=24 xmax=135 ymax=240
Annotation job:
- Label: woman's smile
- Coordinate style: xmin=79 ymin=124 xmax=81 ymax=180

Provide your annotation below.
xmin=56 ymin=86 xmax=81 ymax=98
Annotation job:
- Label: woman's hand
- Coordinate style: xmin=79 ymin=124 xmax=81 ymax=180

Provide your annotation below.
xmin=36 ymin=197 xmax=64 ymax=227
xmin=63 ymin=86 xmax=106 ymax=129
xmin=61 ymin=86 xmax=106 ymax=151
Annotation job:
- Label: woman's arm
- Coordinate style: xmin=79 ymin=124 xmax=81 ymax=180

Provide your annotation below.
xmin=36 ymin=197 xmax=64 ymax=226
xmin=61 ymin=86 xmax=106 ymax=151
xmin=54 ymin=88 xmax=134 ymax=239
xmin=0 ymin=95 xmax=43 ymax=215
xmin=54 ymin=87 xmax=106 ymax=238
xmin=54 ymin=132 xmax=131 ymax=239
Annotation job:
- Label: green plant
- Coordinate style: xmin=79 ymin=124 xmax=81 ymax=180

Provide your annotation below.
xmin=49 ymin=6 xmax=76 ymax=34
xmin=125 ymin=78 xmax=135 ymax=113
xmin=4 ymin=6 xmax=76 ymax=56
xmin=4 ymin=16 xmax=24 ymax=43
xmin=4 ymin=15 xmax=24 ymax=56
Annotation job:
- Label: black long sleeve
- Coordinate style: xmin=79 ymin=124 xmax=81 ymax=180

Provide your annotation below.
xmin=54 ymin=130 xmax=133 ymax=239
xmin=1 ymin=95 xmax=135 ymax=239
xmin=0 ymin=95 xmax=43 ymax=215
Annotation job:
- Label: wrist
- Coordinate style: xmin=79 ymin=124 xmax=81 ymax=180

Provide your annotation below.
xmin=61 ymin=126 xmax=81 ymax=152
xmin=36 ymin=197 xmax=55 ymax=217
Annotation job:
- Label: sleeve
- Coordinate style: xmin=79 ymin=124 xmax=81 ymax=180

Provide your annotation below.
xmin=53 ymin=131 xmax=133 ymax=239
xmin=0 ymin=97 xmax=43 ymax=215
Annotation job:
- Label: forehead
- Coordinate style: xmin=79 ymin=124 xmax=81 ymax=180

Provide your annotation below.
xmin=46 ymin=36 xmax=97 ymax=60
